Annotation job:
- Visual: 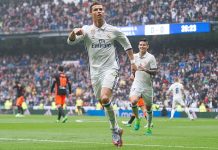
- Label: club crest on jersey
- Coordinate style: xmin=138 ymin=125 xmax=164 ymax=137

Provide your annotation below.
xmin=91 ymin=29 xmax=95 ymax=35
xmin=90 ymin=29 xmax=95 ymax=38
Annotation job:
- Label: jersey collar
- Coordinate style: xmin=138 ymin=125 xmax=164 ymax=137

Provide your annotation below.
xmin=138 ymin=52 xmax=148 ymax=58
xmin=92 ymin=22 xmax=107 ymax=30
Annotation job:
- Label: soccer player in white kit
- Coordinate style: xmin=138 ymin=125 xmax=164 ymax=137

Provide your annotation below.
xmin=166 ymin=77 xmax=193 ymax=120
xmin=67 ymin=2 xmax=137 ymax=147
xmin=129 ymin=38 xmax=157 ymax=135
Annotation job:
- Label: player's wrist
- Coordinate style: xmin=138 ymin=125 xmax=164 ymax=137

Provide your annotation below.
xmin=69 ymin=31 xmax=76 ymax=41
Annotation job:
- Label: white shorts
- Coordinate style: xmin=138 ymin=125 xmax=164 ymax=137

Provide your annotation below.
xmin=172 ymin=98 xmax=186 ymax=108
xmin=129 ymin=87 xmax=153 ymax=106
xmin=91 ymin=69 xmax=119 ymax=99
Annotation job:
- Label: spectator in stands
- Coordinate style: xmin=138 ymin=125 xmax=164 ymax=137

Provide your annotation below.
xmin=0 ymin=47 xmax=217 ymax=115
xmin=0 ymin=0 xmax=217 ymax=33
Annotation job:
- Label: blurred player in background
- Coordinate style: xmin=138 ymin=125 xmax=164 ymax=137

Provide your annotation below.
xmin=67 ymin=2 xmax=137 ymax=147
xmin=129 ymin=38 xmax=157 ymax=135
xmin=122 ymin=97 xmax=147 ymax=126
xmin=51 ymin=66 xmax=72 ymax=123
xmin=13 ymin=81 xmax=25 ymax=117
xmin=122 ymin=97 xmax=154 ymax=128
xmin=76 ymin=97 xmax=84 ymax=116
xmin=166 ymin=77 xmax=193 ymax=120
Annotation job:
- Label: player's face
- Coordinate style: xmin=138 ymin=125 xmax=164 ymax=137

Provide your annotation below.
xmin=90 ymin=5 xmax=104 ymax=21
xmin=138 ymin=41 xmax=149 ymax=54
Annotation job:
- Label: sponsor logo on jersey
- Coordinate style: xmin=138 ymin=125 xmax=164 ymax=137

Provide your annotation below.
xmin=92 ymin=39 xmax=112 ymax=48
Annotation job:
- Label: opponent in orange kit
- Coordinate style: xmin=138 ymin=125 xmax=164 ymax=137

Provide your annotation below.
xmin=51 ymin=66 xmax=72 ymax=123
xmin=13 ymin=81 xmax=25 ymax=117
xmin=122 ymin=97 xmax=153 ymax=128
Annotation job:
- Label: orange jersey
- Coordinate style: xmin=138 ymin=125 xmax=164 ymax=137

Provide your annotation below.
xmin=16 ymin=96 xmax=24 ymax=107
xmin=51 ymin=72 xmax=71 ymax=96
xmin=137 ymin=97 xmax=145 ymax=107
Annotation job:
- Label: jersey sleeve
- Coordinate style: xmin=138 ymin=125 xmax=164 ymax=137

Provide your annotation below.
xmin=150 ymin=55 xmax=157 ymax=69
xmin=168 ymin=85 xmax=173 ymax=93
xmin=114 ymin=28 xmax=132 ymax=51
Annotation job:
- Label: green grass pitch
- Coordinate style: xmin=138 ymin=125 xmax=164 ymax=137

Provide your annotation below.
xmin=0 ymin=115 xmax=218 ymax=150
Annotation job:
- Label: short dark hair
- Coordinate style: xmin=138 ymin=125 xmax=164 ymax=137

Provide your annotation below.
xmin=58 ymin=66 xmax=64 ymax=72
xmin=139 ymin=38 xmax=149 ymax=44
xmin=89 ymin=2 xmax=102 ymax=13
xmin=174 ymin=77 xmax=179 ymax=82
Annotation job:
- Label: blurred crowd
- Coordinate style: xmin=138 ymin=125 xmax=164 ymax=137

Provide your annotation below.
xmin=0 ymin=48 xmax=217 ymax=111
xmin=0 ymin=0 xmax=218 ymax=33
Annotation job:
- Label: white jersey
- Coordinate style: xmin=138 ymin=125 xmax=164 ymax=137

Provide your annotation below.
xmin=168 ymin=82 xmax=184 ymax=99
xmin=67 ymin=22 xmax=132 ymax=78
xmin=132 ymin=52 xmax=157 ymax=88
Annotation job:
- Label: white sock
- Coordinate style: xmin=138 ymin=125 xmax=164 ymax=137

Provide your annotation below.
xmin=192 ymin=111 xmax=197 ymax=119
xmin=184 ymin=107 xmax=192 ymax=119
xmin=104 ymin=103 xmax=118 ymax=130
xmin=170 ymin=108 xmax=175 ymax=118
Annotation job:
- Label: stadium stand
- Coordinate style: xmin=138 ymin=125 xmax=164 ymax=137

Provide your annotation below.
xmin=0 ymin=0 xmax=217 ymax=112
xmin=0 ymin=0 xmax=217 ymax=33
xmin=0 ymin=48 xmax=217 ymax=111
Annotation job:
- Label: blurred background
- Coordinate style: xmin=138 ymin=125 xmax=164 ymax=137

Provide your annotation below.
xmin=0 ymin=0 xmax=217 ymax=116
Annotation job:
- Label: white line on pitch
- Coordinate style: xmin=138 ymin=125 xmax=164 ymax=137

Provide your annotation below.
xmin=75 ymin=119 xmax=107 ymax=123
xmin=0 ymin=138 xmax=217 ymax=150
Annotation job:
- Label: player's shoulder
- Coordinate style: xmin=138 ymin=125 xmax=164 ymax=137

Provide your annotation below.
xmin=175 ymin=82 xmax=183 ymax=88
xmin=179 ymin=83 xmax=184 ymax=87
xmin=105 ymin=23 xmax=118 ymax=30
xmin=174 ymin=82 xmax=179 ymax=86
xmin=171 ymin=83 xmax=176 ymax=87
xmin=81 ymin=25 xmax=91 ymax=31
xmin=148 ymin=52 xmax=154 ymax=56
xmin=105 ymin=23 xmax=122 ymax=33
xmin=147 ymin=52 xmax=155 ymax=58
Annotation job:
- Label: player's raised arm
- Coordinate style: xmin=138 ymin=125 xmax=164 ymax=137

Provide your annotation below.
xmin=67 ymin=28 xmax=85 ymax=45
xmin=126 ymin=49 xmax=137 ymax=75
xmin=114 ymin=29 xmax=137 ymax=74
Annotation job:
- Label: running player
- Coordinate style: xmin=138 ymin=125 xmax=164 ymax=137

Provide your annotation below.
xmin=129 ymin=38 xmax=157 ymax=135
xmin=166 ymin=77 xmax=193 ymax=120
xmin=67 ymin=2 xmax=137 ymax=147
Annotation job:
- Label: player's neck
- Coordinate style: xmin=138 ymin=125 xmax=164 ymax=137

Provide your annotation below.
xmin=139 ymin=51 xmax=146 ymax=57
xmin=93 ymin=19 xmax=105 ymax=28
